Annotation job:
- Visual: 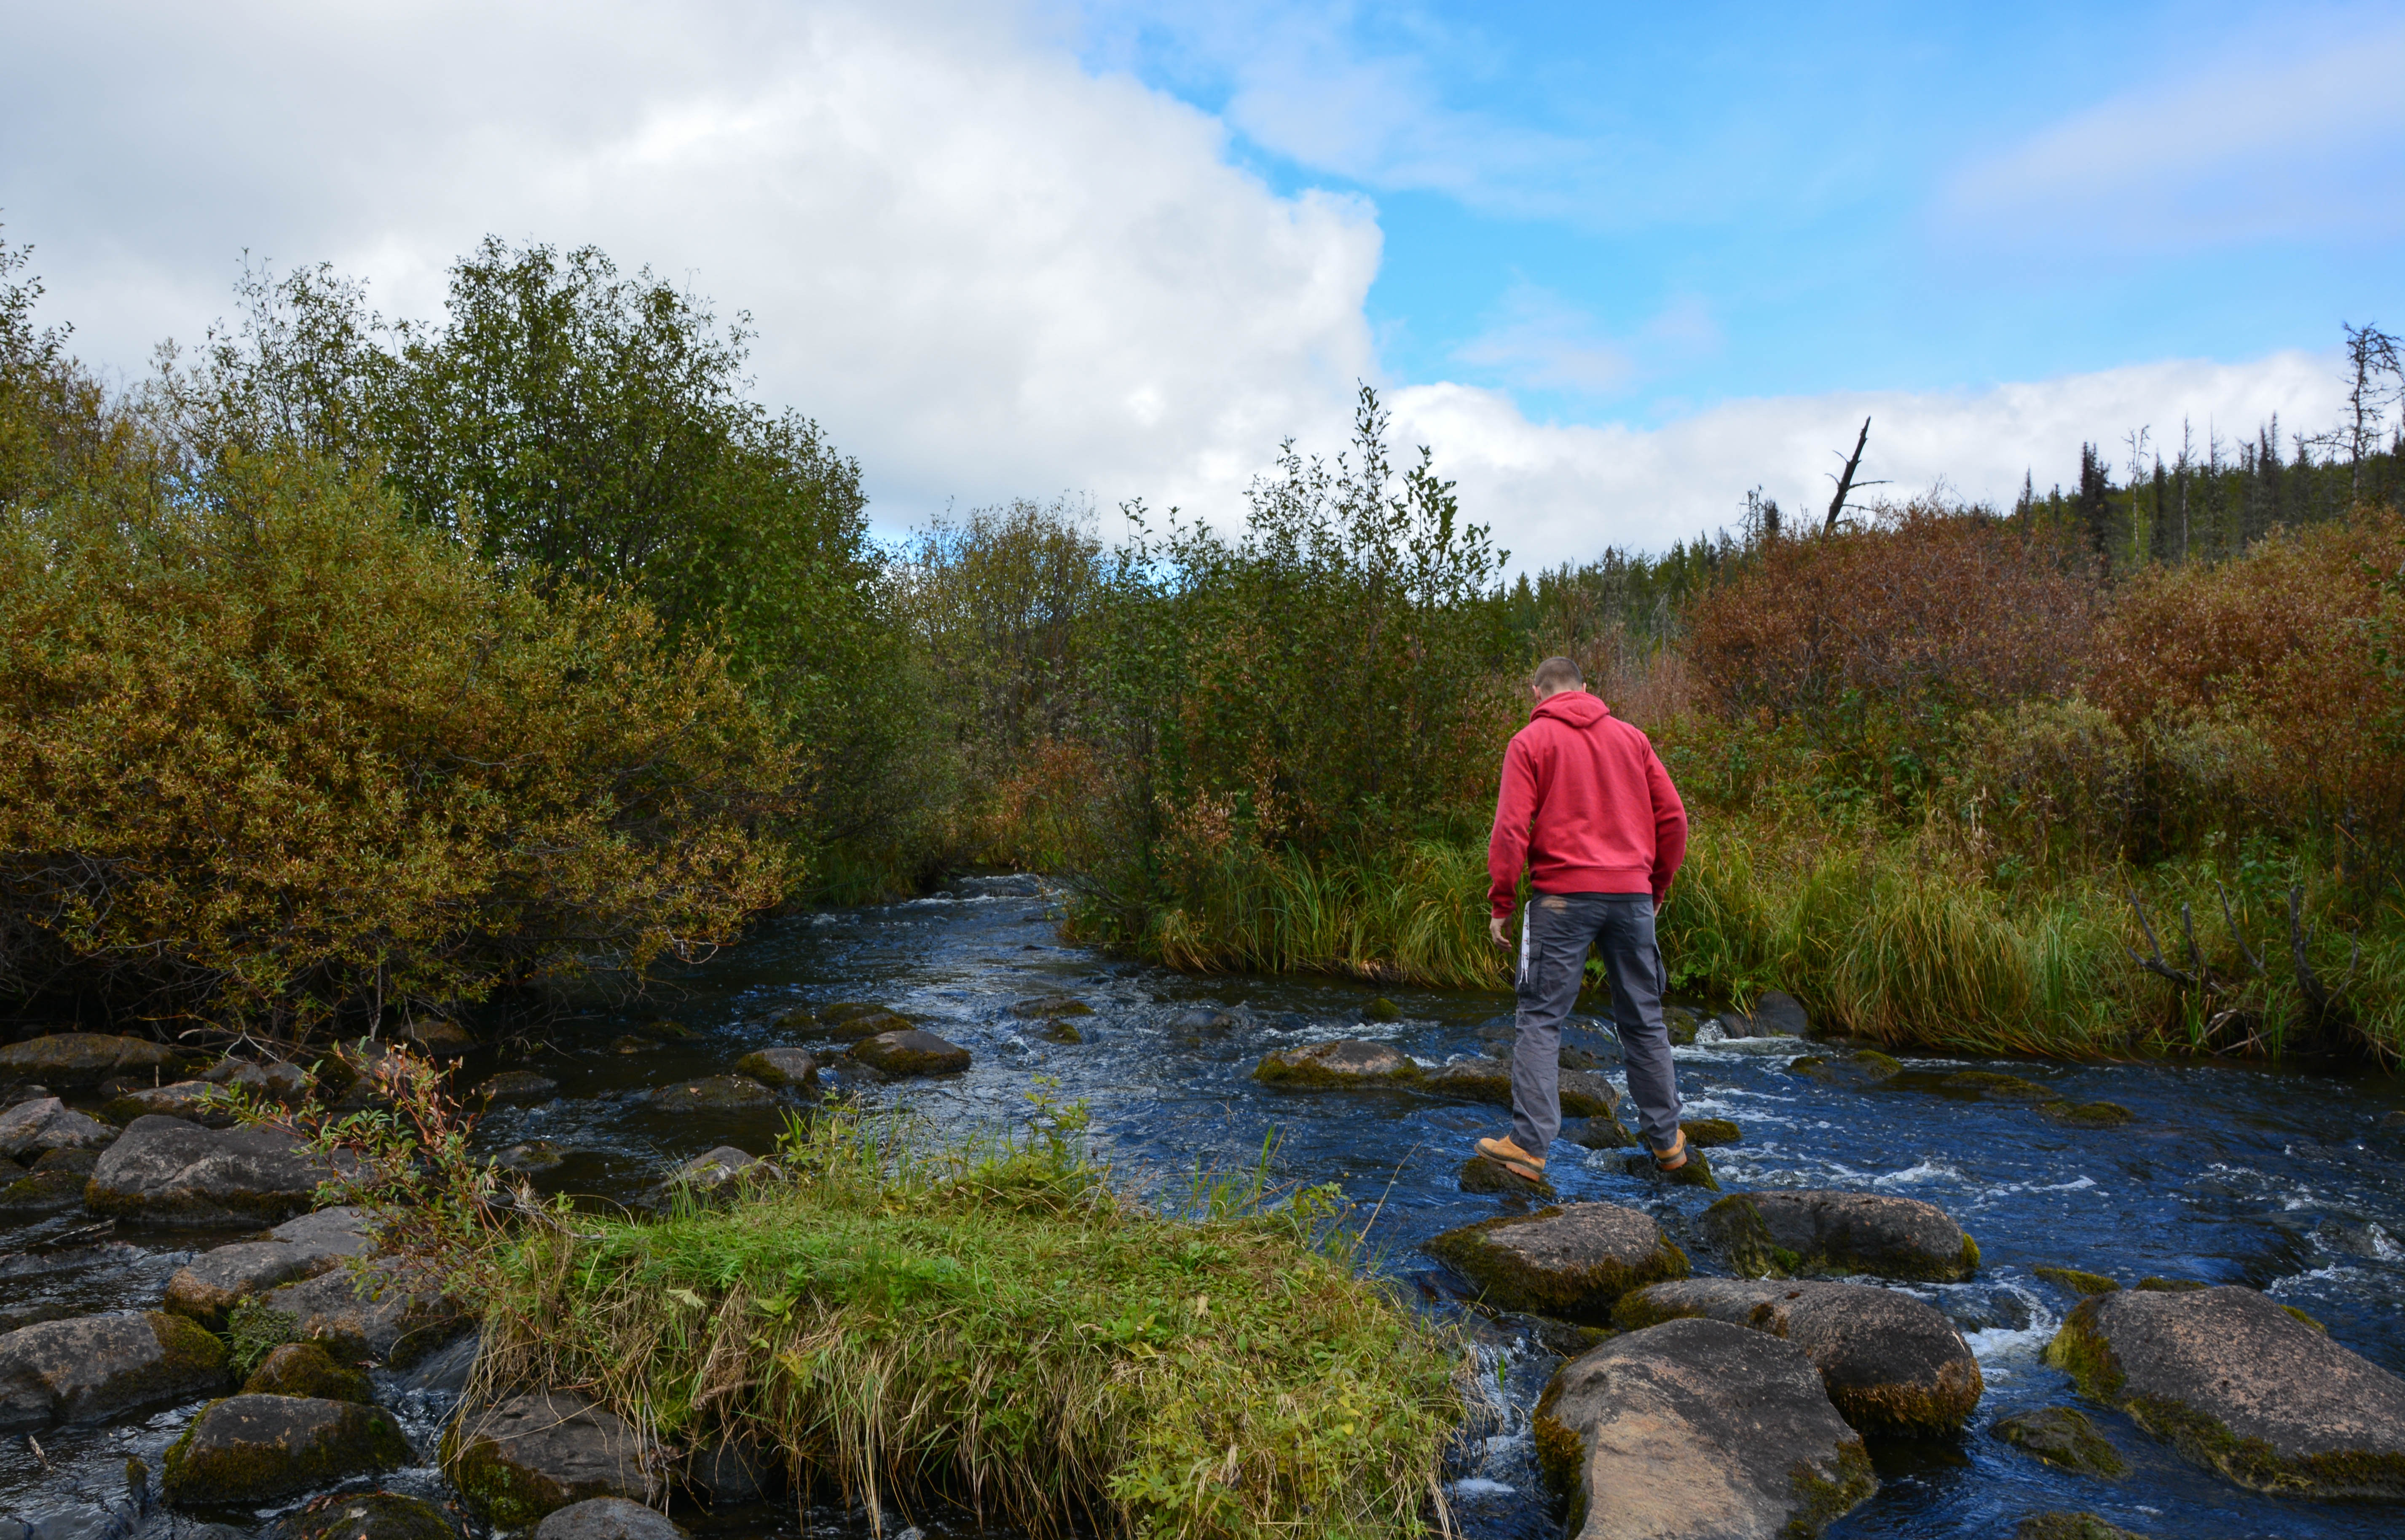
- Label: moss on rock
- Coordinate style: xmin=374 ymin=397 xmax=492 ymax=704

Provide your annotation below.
xmin=2013 ymin=1513 xmax=2146 ymax=1540
xmin=1941 ymin=1070 xmax=2063 ymax=1102
xmin=2035 ymin=1265 xmax=2121 ymax=1296
xmin=1788 ymin=1441 xmax=1878 ymax=1537
xmin=1679 ymin=1118 xmax=1741 ymax=1147
xmin=162 ymin=1393 xmax=412 ymax=1503
xmin=1252 ymin=1040 xmax=1422 ymax=1089
xmin=2046 ymin=1101 xmax=2134 ymax=1127
xmin=243 ymin=1340 xmax=371 ymax=1402
xmin=1991 ymin=1406 xmax=2130 ymax=1477
xmin=1457 ymin=1154 xmax=1553 ymax=1197
xmin=1426 ymin=1203 xmax=1688 ymax=1323
xmin=847 ymin=1030 xmax=972 ymax=1078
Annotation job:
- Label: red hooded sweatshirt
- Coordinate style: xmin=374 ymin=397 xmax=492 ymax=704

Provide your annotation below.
xmin=1487 ymin=690 xmax=1688 ymax=917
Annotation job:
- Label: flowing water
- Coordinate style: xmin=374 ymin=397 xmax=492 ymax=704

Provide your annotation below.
xmin=7 ymin=873 xmax=2405 ymax=1540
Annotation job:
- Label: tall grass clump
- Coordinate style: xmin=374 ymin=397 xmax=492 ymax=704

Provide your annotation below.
xmin=467 ymin=1106 xmax=1466 ymax=1539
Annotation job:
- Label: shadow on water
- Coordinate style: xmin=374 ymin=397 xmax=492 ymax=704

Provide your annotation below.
xmin=7 ymin=872 xmax=2404 ymax=1538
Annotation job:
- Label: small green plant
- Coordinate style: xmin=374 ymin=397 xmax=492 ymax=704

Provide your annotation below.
xmin=225 ymin=1296 xmax=300 ymax=1378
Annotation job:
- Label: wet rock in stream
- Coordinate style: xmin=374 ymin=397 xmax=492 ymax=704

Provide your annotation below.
xmin=245 ymin=1339 xmax=372 ymax=1401
xmin=281 ymin=1491 xmax=466 ymax=1540
xmin=847 ymin=1029 xmax=972 ymax=1077
xmin=0 ymin=1310 xmax=231 ymax=1431
xmin=1716 ymin=989 xmax=1812 ymax=1039
xmin=1427 ymin=1202 xmax=1689 ymax=1323
xmin=645 ymin=1074 xmax=777 ymax=1111
xmin=777 ymin=1001 xmax=913 ymax=1042
xmin=263 ymin=1261 xmax=464 ymax=1371
xmin=163 ymin=1392 xmax=412 ymax=1504
xmin=202 ymin=1056 xmax=315 ymax=1103
xmin=1456 ymin=1154 xmax=1555 ymax=1197
xmin=105 ymin=1079 xmax=239 ymax=1127
xmin=534 ymin=1497 xmax=688 ymax=1540
xmin=1253 ymin=1039 xmax=1421 ymax=1088
xmin=1678 ymin=1117 xmax=1741 ymax=1146
xmin=1991 ymin=1405 xmax=2131 ymax=1477
xmin=0 ymin=1032 xmax=202 ymax=1087
xmin=2045 ymin=1283 xmax=2405 ymax=1498
xmin=1422 ymin=1059 xmax=1621 ymax=1119
xmin=731 ymin=1047 xmax=818 ymax=1090
xmin=476 ymin=1070 xmax=560 ymax=1104
xmin=164 ymin=1206 xmax=374 ymax=1329
xmin=2014 ymin=1513 xmax=2149 ymax=1540
xmin=1786 ymin=1049 xmax=1902 ymax=1085
xmin=1614 ymin=1277 xmax=1984 ymax=1436
xmin=1539 ymin=1317 xmax=1875 ymax=1539
xmin=1942 ymin=1069 xmax=2065 ymax=1102
xmin=1703 ymin=1189 xmax=1980 ymax=1281
xmin=0 ymin=1147 xmax=98 ymax=1217
xmin=443 ymin=1389 xmax=652 ymax=1527
xmin=0 ymin=1096 xmax=116 ymax=1159
xmin=88 ymin=1116 xmax=353 ymax=1227
xmin=2046 ymin=1100 xmax=2137 ymax=1127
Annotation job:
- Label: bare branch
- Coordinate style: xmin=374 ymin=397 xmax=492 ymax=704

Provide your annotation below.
xmin=1824 ymin=416 xmax=1872 ymax=536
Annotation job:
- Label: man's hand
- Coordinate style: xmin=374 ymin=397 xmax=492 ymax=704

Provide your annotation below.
xmin=1489 ymin=913 xmax=1511 ymax=949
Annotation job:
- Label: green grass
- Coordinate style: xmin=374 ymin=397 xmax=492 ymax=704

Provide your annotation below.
xmin=468 ymin=1106 xmax=1466 ymax=1539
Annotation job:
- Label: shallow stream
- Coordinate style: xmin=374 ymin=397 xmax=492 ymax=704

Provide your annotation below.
xmin=8 ymin=873 xmax=2405 ymax=1539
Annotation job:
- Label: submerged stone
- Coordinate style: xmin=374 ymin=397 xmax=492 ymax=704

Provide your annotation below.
xmin=1363 ymin=996 xmax=1403 ymax=1022
xmin=1941 ymin=1070 xmax=2064 ymax=1102
xmin=0 ymin=1033 xmax=200 ymax=1087
xmin=2034 ymin=1265 xmax=2121 ymax=1297
xmin=444 ymin=1389 xmax=651 ymax=1527
xmin=1252 ymin=1039 xmax=1421 ymax=1088
xmin=0 ymin=1310 xmax=231 ymax=1431
xmin=2047 ymin=1101 xmax=2135 ymax=1127
xmin=2013 ymin=1513 xmax=2147 ymax=1540
xmin=244 ymin=1339 xmax=371 ymax=1402
xmin=1539 ymin=1318 xmax=1874 ymax=1539
xmin=1008 ymin=996 xmax=1093 ymax=1020
xmin=1991 ymin=1406 xmax=2130 ymax=1477
xmin=778 ymin=1002 xmax=914 ymax=1042
xmin=164 ymin=1392 xmax=411 ymax=1503
xmin=647 ymin=1076 xmax=777 ymax=1111
xmin=497 ymin=1141 xmax=566 ymax=1174
xmin=1427 ymin=1202 xmax=1688 ymax=1323
xmin=1704 ymin=1190 xmax=1979 ymax=1282
xmin=731 ymin=1048 xmax=818 ymax=1090
xmin=1420 ymin=1058 xmax=1618 ymax=1118
xmin=1787 ymin=1050 xmax=1902 ymax=1085
xmin=848 ymin=1029 xmax=973 ymax=1078
xmin=2044 ymin=1283 xmax=2405 ymax=1498
xmin=1615 ymin=1277 xmax=1983 ymax=1436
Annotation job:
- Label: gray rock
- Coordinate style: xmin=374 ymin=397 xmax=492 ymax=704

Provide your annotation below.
xmin=1703 ymin=1190 xmax=1980 ymax=1282
xmin=1990 ymin=1406 xmax=2129 ymax=1477
xmin=686 ymin=1433 xmax=779 ymax=1505
xmin=164 ymin=1207 xmax=373 ymax=1328
xmin=163 ymin=1393 xmax=412 ymax=1503
xmin=202 ymin=1057 xmax=315 ymax=1103
xmin=1457 ymin=1154 xmax=1555 ymax=1197
xmin=1421 ymin=1060 xmax=1620 ymax=1119
xmin=2012 ymin=1514 xmax=2147 ymax=1540
xmin=731 ymin=1048 xmax=817 ymax=1090
xmin=278 ymin=1492 xmax=464 ymax=1540
xmin=0 ymin=1159 xmax=90 ymax=1217
xmin=646 ymin=1075 xmax=777 ymax=1111
xmin=0 ymin=1034 xmax=200 ymax=1087
xmin=476 ymin=1070 xmax=560 ymax=1104
xmin=665 ymin=1146 xmax=761 ymax=1190
xmin=1252 ymin=1039 xmax=1421 ymax=1088
xmin=444 ymin=1389 xmax=652 ymax=1527
xmin=1616 ymin=1278 xmax=1984 ymax=1435
xmin=2046 ymin=1283 xmax=2405 ymax=1497
xmin=0 ymin=1310 xmax=231 ymax=1431
xmin=103 ymin=1080 xmax=237 ymax=1128
xmin=399 ymin=1018 xmax=475 ymax=1055
xmin=263 ymin=1262 xmax=463 ymax=1371
xmin=1786 ymin=1050 xmax=1902 ymax=1086
xmin=497 ymin=1140 xmax=566 ymax=1173
xmin=847 ymin=1029 xmax=972 ymax=1078
xmin=1559 ymin=1115 xmax=1634 ymax=1150
xmin=1540 ymin=1317 xmax=1875 ymax=1539
xmin=0 ymin=1097 xmax=116 ymax=1159
xmin=1427 ymin=1203 xmax=1689 ymax=1324
xmin=85 ymin=1115 xmax=348 ymax=1227
xmin=777 ymin=1002 xmax=914 ymax=1042
xmin=245 ymin=1339 xmax=372 ymax=1402
xmin=1721 ymin=990 xmax=1811 ymax=1039
xmin=533 ymin=1498 xmax=687 ymax=1540
xmin=397 ymin=1329 xmax=481 ymax=1397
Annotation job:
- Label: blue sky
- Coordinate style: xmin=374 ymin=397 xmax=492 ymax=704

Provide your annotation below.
xmin=1083 ymin=0 xmax=2405 ymax=429
xmin=3 ymin=0 xmax=2399 ymax=562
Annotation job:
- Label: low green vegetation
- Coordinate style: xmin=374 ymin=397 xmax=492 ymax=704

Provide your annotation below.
xmin=468 ymin=1106 xmax=1466 ymax=1539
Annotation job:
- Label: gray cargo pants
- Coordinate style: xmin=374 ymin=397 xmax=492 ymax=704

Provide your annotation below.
xmin=1513 ymin=891 xmax=1682 ymax=1158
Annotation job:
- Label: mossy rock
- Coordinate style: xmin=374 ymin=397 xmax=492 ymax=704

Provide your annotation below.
xmin=163 ymin=1393 xmax=412 ymax=1503
xmin=731 ymin=1048 xmax=818 ymax=1090
xmin=1679 ymin=1117 xmax=1741 ymax=1147
xmin=1940 ymin=1070 xmax=2064 ymax=1102
xmin=2013 ymin=1513 xmax=2146 ymax=1540
xmin=1704 ymin=1190 xmax=1977 ymax=1282
xmin=1038 ymin=1020 xmax=1085 ymax=1044
xmin=0 ymin=1164 xmax=88 ymax=1216
xmin=1662 ymin=1005 xmax=1700 ymax=1047
xmin=1253 ymin=1040 xmax=1422 ymax=1089
xmin=1787 ymin=1050 xmax=1901 ymax=1085
xmin=847 ymin=1029 xmax=972 ymax=1078
xmin=1991 ymin=1405 xmax=2130 ymax=1477
xmin=476 ymin=1071 xmax=560 ymax=1104
xmin=1560 ymin=1115 xmax=1635 ymax=1150
xmin=2135 ymin=1277 xmax=2208 ymax=1293
xmin=442 ymin=1390 xmax=647 ymax=1528
xmin=648 ymin=1075 xmax=778 ymax=1111
xmin=2044 ymin=1285 xmax=2405 ymax=1497
xmin=0 ymin=1032 xmax=203 ymax=1087
xmin=498 ymin=1141 xmax=566 ymax=1173
xmin=778 ymin=1002 xmax=914 ymax=1042
xmin=1457 ymin=1154 xmax=1554 ymax=1197
xmin=2046 ymin=1101 xmax=2134 ymax=1127
xmin=2035 ymin=1264 xmax=2121 ymax=1296
xmin=243 ymin=1340 xmax=371 ymax=1402
xmin=1426 ymin=1202 xmax=1688 ymax=1323
xmin=1363 ymin=997 xmax=1402 ymax=1023
xmin=281 ymin=1491 xmax=465 ymax=1540
xmin=1620 ymin=1147 xmax=1720 ymax=1190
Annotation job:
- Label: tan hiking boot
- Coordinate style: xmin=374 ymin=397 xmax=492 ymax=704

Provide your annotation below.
xmin=1475 ymin=1135 xmax=1545 ymax=1182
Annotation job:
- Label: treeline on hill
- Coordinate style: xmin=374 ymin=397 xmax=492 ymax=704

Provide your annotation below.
xmin=3 ymin=229 xmax=2402 ymax=1062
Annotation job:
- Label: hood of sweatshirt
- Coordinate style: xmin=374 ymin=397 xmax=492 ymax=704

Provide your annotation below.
xmin=1531 ymin=690 xmax=1611 ymax=729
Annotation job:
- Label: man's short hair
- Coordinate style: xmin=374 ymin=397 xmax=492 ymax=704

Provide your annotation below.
xmin=1532 ymin=656 xmax=1583 ymax=694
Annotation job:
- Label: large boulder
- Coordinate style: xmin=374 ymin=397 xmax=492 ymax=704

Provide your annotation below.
xmin=1703 ymin=1190 xmax=1980 ymax=1281
xmin=263 ymin=1261 xmax=463 ymax=1371
xmin=85 ymin=1115 xmax=347 ymax=1227
xmin=163 ymin=1393 xmax=411 ymax=1503
xmin=731 ymin=1048 xmax=817 ymax=1090
xmin=0 ymin=1310 xmax=230 ymax=1431
xmin=847 ymin=1029 xmax=972 ymax=1078
xmin=1252 ymin=1039 xmax=1421 ymax=1088
xmin=0 ymin=1096 xmax=116 ymax=1159
xmin=1426 ymin=1203 xmax=1689 ymax=1324
xmin=0 ymin=1032 xmax=199 ymax=1087
xmin=279 ymin=1492 xmax=464 ymax=1540
xmin=444 ymin=1389 xmax=653 ymax=1528
xmin=1615 ymin=1278 xmax=1983 ymax=1436
xmin=164 ymin=1207 xmax=375 ymax=1328
xmin=1538 ymin=1318 xmax=1875 ymax=1539
xmin=2046 ymin=1283 xmax=2405 ymax=1497
xmin=533 ymin=1498 xmax=687 ymax=1540
xmin=1420 ymin=1059 xmax=1620 ymax=1119
xmin=646 ymin=1076 xmax=777 ymax=1111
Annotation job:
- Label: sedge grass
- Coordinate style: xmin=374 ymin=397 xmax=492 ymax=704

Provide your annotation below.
xmin=466 ymin=1106 xmax=1467 ymax=1538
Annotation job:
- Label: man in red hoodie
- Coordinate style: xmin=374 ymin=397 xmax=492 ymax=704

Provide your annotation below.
xmin=1478 ymin=656 xmax=1690 ymax=1184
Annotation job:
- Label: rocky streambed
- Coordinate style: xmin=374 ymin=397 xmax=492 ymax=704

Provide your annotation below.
xmin=5 ymin=873 xmax=2405 ymax=1539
